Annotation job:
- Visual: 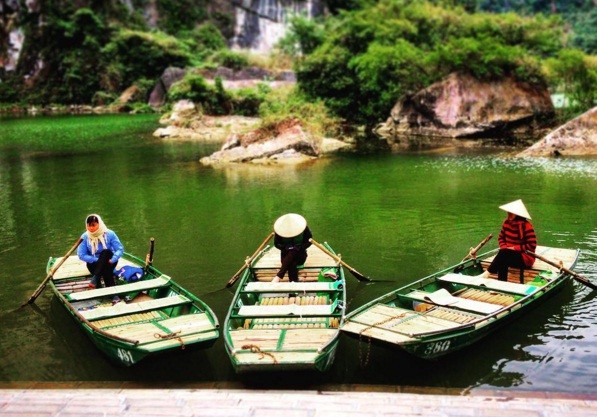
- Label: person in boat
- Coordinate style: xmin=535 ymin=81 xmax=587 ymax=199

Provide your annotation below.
xmin=479 ymin=199 xmax=537 ymax=282
xmin=77 ymin=214 xmax=124 ymax=297
xmin=271 ymin=213 xmax=312 ymax=283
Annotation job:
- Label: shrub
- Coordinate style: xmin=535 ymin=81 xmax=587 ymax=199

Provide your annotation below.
xmin=259 ymin=86 xmax=340 ymax=137
xmin=207 ymin=50 xmax=250 ymax=71
xmin=102 ymin=29 xmax=190 ymax=90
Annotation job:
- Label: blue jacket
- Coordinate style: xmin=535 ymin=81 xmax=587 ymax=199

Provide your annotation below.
xmin=77 ymin=230 xmax=124 ymax=265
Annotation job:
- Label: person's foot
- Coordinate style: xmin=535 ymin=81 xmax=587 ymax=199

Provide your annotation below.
xmin=88 ymin=276 xmax=99 ymax=289
xmin=476 ymin=270 xmax=490 ymax=278
xmin=271 ymin=276 xmax=281 ymax=283
xmin=112 ymin=296 xmax=121 ymax=305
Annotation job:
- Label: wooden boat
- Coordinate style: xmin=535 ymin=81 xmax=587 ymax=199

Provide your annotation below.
xmin=47 ymin=252 xmax=220 ymax=366
xmin=223 ymin=240 xmax=346 ymax=372
xmin=341 ymin=245 xmax=579 ymax=359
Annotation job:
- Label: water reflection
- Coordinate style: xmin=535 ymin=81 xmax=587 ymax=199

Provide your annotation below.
xmin=0 ymin=116 xmax=595 ymax=393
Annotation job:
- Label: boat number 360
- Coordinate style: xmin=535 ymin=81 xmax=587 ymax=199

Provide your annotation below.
xmin=424 ymin=340 xmax=451 ymax=356
xmin=117 ymin=348 xmax=134 ymax=364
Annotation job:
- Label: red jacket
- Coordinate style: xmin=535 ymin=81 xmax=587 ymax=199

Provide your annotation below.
xmin=498 ymin=217 xmax=537 ymax=267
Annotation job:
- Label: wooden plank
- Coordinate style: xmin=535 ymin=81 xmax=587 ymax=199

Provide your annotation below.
xmin=233 ymin=351 xmax=320 ymax=365
xmin=281 ymin=329 xmax=337 ymax=349
xmin=438 ymin=273 xmax=538 ymax=295
xmin=254 ymin=271 xmax=320 ymax=282
xmin=229 ymin=329 xmax=282 ymax=349
xmin=52 ymin=256 xmax=137 ymax=280
xmin=341 ymin=321 xmax=412 ymax=344
xmin=103 ymin=313 xmax=216 ymax=346
xmin=238 ymin=303 xmax=335 ymax=317
xmin=427 ymin=307 xmax=482 ymax=324
xmin=80 ymin=295 xmax=190 ymax=321
xmin=347 ymin=305 xmax=456 ymax=336
xmin=67 ymin=276 xmax=171 ymax=301
xmin=244 ymin=281 xmax=339 ymax=292
xmin=457 ymin=288 xmax=515 ymax=307
xmin=253 ymin=246 xmax=338 ymax=269
xmin=407 ymin=289 xmax=501 ymax=314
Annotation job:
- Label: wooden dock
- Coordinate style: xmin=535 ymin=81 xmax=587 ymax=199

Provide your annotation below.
xmin=0 ymin=383 xmax=595 ymax=417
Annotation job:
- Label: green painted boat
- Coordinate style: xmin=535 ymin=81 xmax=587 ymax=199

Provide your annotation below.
xmin=47 ymin=252 xmax=220 ymax=366
xmin=224 ymin=240 xmax=346 ymax=372
xmin=341 ymin=245 xmax=579 ymax=359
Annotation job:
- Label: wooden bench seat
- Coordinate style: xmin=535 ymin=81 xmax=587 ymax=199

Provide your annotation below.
xmin=67 ymin=276 xmax=171 ymax=301
xmin=52 ymin=256 xmax=137 ymax=281
xmin=238 ymin=302 xmax=338 ymax=317
xmin=406 ymin=289 xmax=501 ymax=315
xmin=438 ymin=273 xmax=538 ymax=296
xmin=80 ymin=294 xmax=190 ymax=321
xmin=243 ymin=281 xmax=341 ymax=293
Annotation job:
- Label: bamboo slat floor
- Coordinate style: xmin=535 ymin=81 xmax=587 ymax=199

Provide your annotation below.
xmin=0 ymin=384 xmax=595 ymax=417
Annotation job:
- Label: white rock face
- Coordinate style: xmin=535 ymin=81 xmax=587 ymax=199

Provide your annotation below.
xmin=231 ymin=0 xmax=325 ymax=52
xmin=6 ymin=28 xmax=24 ymax=72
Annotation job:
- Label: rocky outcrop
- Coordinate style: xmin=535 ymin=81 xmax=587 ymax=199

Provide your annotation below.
xmin=148 ymin=67 xmax=187 ymax=108
xmin=517 ymin=107 xmax=597 ymax=157
xmin=199 ymin=118 xmax=351 ymax=165
xmin=375 ymin=72 xmax=555 ymax=144
xmin=198 ymin=66 xmax=296 ymax=89
xmin=148 ymin=66 xmax=296 ymax=108
xmin=154 ymin=100 xmax=260 ymax=141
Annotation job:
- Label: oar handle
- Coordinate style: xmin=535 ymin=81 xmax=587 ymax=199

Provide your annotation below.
xmin=226 ymin=232 xmax=275 ymax=288
xmin=463 ymin=233 xmax=493 ymax=262
xmin=309 ymin=238 xmax=371 ymax=282
xmin=145 ymin=237 xmax=155 ymax=272
xmin=525 ymin=250 xmax=596 ymax=290
xmin=23 ymin=236 xmax=83 ymax=307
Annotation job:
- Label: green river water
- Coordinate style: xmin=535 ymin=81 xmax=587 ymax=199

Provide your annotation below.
xmin=0 ymin=114 xmax=595 ymax=393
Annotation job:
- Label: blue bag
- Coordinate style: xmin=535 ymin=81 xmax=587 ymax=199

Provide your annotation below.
xmin=115 ymin=265 xmax=144 ymax=283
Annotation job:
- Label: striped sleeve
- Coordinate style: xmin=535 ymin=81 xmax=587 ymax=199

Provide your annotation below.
xmin=521 ymin=221 xmax=537 ymax=253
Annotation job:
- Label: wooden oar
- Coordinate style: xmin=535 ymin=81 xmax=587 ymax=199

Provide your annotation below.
xmin=144 ymin=237 xmax=155 ymax=275
xmin=22 ymin=236 xmax=83 ymax=307
xmin=309 ymin=238 xmax=371 ymax=282
xmin=461 ymin=233 xmax=493 ymax=262
xmin=226 ymin=232 xmax=275 ymax=288
xmin=526 ymin=250 xmax=596 ymax=290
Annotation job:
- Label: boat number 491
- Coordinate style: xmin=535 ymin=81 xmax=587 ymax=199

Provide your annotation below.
xmin=117 ymin=348 xmax=134 ymax=364
xmin=424 ymin=340 xmax=451 ymax=356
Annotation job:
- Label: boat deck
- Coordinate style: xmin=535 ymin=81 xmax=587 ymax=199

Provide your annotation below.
xmin=225 ymin=243 xmax=345 ymax=370
xmin=341 ymin=246 xmax=579 ymax=349
xmin=48 ymin=255 xmax=219 ymax=354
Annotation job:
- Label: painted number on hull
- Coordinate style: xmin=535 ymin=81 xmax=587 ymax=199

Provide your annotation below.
xmin=424 ymin=340 xmax=451 ymax=356
xmin=117 ymin=348 xmax=134 ymax=364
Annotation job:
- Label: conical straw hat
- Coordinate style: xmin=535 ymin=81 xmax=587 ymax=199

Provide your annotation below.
xmin=499 ymin=199 xmax=532 ymax=220
xmin=274 ymin=213 xmax=307 ymax=238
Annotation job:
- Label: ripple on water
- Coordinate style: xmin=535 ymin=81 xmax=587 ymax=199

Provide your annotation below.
xmin=420 ymin=155 xmax=597 ymax=179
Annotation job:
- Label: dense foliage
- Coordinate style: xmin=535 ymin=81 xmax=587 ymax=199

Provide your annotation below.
xmin=0 ymin=0 xmax=230 ymax=105
xmin=0 ymin=0 xmax=595 ymax=128
xmin=292 ymin=0 xmax=595 ymax=125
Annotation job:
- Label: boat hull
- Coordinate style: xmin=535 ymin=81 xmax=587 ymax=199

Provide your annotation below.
xmin=224 ymin=241 xmax=346 ymax=372
xmin=342 ymin=245 xmax=579 ymax=359
xmin=47 ymin=252 xmax=219 ymax=366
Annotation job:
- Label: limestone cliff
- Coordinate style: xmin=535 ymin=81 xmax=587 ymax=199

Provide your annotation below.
xmin=231 ymin=0 xmax=326 ymax=52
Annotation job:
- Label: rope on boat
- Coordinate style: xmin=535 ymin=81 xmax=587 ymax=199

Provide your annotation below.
xmin=154 ymin=331 xmax=185 ymax=349
xmin=242 ymin=344 xmax=278 ymax=364
xmin=355 ymin=312 xmax=409 ymax=368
